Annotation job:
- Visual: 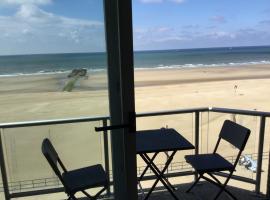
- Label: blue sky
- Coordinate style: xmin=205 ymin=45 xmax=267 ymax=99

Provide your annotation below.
xmin=0 ymin=0 xmax=270 ymax=55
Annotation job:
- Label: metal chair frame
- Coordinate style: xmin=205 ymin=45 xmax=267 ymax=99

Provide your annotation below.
xmin=42 ymin=138 xmax=108 ymax=200
xmin=185 ymin=120 xmax=250 ymax=200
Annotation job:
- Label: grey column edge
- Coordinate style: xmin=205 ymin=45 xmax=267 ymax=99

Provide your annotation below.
xmin=103 ymin=0 xmax=138 ymax=199
xmin=0 ymin=129 xmax=11 ymax=200
xmin=194 ymin=111 xmax=200 ymax=181
xmin=102 ymin=119 xmax=111 ymax=195
xmin=255 ymin=116 xmax=266 ymax=194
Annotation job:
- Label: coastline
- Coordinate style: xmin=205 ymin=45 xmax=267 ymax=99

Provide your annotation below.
xmin=135 ymin=64 xmax=270 ymax=87
xmin=0 ymin=64 xmax=270 ymax=122
xmin=1 ymin=60 xmax=270 ymax=78
xmin=1 ymin=63 xmax=270 ymax=93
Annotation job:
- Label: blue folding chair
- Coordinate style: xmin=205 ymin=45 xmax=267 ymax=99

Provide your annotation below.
xmin=185 ymin=120 xmax=250 ymax=200
xmin=42 ymin=138 xmax=108 ymax=200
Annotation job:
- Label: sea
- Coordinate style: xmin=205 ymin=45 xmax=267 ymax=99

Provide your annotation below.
xmin=0 ymin=46 xmax=269 ymax=77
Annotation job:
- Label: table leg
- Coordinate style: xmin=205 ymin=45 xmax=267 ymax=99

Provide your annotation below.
xmin=140 ymin=151 xmax=179 ymax=200
xmin=144 ymin=153 xmax=176 ymax=191
xmin=138 ymin=152 xmax=159 ymax=182
xmin=138 ymin=152 xmax=158 ymax=199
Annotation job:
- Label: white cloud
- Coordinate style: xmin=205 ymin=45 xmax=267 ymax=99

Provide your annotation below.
xmin=210 ymin=15 xmax=227 ymax=23
xmin=15 ymin=4 xmax=52 ymax=21
xmin=156 ymin=27 xmax=173 ymax=32
xmin=260 ymin=20 xmax=270 ymax=25
xmin=134 ymin=26 xmax=190 ymax=49
xmin=13 ymin=4 xmax=103 ymax=27
xmin=140 ymin=0 xmax=162 ymax=3
xmin=207 ymin=31 xmax=236 ymax=39
xmin=169 ymin=0 xmax=185 ymax=3
xmin=0 ymin=4 xmax=105 ymax=54
xmin=133 ymin=24 xmax=270 ymax=50
xmin=139 ymin=0 xmax=185 ymax=3
xmin=22 ymin=28 xmax=30 ymax=34
xmin=155 ymin=36 xmax=189 ymax=42
xmin=0 ymin=0 xmax=51 ymax=6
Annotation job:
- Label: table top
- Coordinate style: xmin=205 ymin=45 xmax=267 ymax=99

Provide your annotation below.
xmin=136 ymin=128 xmax=195 ymax=154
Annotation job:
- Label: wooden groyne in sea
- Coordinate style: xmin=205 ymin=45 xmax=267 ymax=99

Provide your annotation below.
xmin=63 ymin=68 xmax=88 ymax=92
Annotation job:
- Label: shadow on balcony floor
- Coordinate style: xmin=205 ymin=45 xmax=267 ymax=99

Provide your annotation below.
xmin=140 ymin=182 xmax=263 ymax=200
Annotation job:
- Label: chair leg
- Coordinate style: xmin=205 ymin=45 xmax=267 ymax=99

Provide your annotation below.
xmin=68 ymin=194 xmax=79 ymax=200
xmin=223 ymin=188 xmax=238 ymax=200
xmin=93 ymin=187 xmax=107 ymax=199
xmin=213 ymin=185 xmax=238 ymax=200
xmin=80 ymin=187 xmax=106 ymax=200
xmin=213 ymin=178 xmax=237 ymax=200
xmin=186 ymin=174 xmax=202 ymax=193
xmin=202 ymin=172 xmax=237 ymax=200
xmin=207 ymin=173 xmax=222 ymax=185
xmin=82 ymin=190 xmax=93 ymax=199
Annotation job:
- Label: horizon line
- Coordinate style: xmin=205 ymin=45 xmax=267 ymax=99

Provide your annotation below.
xmin=0 ymin=44 xmax=270 ymax=57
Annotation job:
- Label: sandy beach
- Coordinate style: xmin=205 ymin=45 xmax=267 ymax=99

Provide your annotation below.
xmin=1 ymin=64 xmax=270 ymax=122
xmin=0 ymin=64 xmax=270 ymax=197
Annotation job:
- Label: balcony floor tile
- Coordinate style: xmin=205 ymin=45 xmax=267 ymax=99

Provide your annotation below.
xmin=145 ymin=182 xmax=263 ymax=200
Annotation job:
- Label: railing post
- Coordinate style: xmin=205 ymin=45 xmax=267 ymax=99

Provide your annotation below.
xmin=102 ymin=119 xmax=111 ymax=196
xmin=194 ymin=111 xmax=200 ymax=180
xmin=0 ymin=129 xmax=10 ymax=200
xmin=255 ymin=116 xmax=265 ymax=194
xmin=267 ymin=148 xmax=270 ymax=197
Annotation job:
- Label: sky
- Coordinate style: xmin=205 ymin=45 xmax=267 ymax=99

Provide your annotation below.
xmin=0 ymin=0 xmax=270 ymax=55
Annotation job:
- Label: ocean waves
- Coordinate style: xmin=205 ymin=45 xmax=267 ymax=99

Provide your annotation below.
xmin=0 ymin=68 xmax=106 ymax=77
xmin=135 ymin=60 xmax=270 ymax=70
xmin=1 ymin=45 xmax=270 ymax=77
xmin=1 ymin=60 xmax=270 ymax=77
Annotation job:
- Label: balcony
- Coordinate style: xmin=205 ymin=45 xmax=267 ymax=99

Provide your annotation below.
xmin=0 ymin=182 xmax=262 ymax=200
xmin=143 ymin=182 xmax=263 ymax=200
xmin=0 ymin=107 xmax=270 ymax=200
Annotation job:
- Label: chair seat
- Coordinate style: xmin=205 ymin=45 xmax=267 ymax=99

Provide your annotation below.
xmin=62 ymin=164 xmax=107 ymax=193
xmin=185 ymin=153 xmax=234 ymax=173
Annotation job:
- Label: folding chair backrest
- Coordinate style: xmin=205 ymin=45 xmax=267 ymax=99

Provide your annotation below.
xmin=219 ymin=120 xmax=250 ymax=151
xmin=42 ymin=138 xmax=67 ymax=185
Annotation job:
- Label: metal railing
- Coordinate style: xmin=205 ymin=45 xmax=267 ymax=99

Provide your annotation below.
xmin=0 ymin=116 xmax=111 ymax=200
xmin=0 ymin=107 xmax=270 ymax=199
